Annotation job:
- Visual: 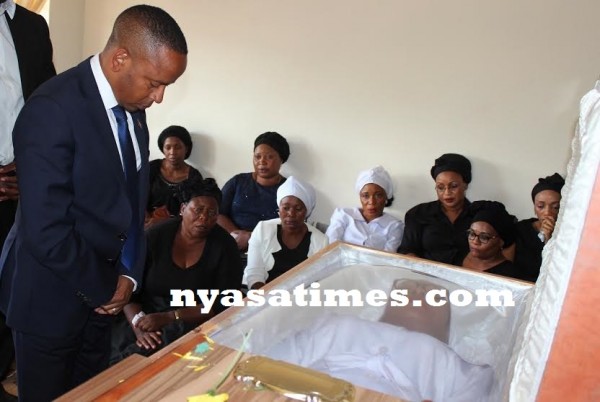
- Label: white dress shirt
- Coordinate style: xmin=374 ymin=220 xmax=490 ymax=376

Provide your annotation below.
xmin=0 ymin=0 xmax=23 ymax=166
xmin=89 ymin=54 xmax=141 ymax=171
xmin=326 ymin=207 xmax=404 ymax=252
xmin=243 ymin=218 xmax=329 ymax=288
xmin=89 ymin=54 xmax=141 ymax=289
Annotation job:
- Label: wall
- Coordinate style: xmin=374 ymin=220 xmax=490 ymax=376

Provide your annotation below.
xmin=49 ymin=0 xmax=600 ymax=224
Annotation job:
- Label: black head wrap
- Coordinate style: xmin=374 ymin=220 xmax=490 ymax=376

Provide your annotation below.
xmin=254 ymin=131 xmax=290 ymax=163
xmin=430 ymin=153 xmax=472 ymax=183
xmin=158 ymin=125 xmax=193 ymax=159
xmin=470 ymin=201 xmax=517 ymax=247
xmin=531 ymin=173 xmax=565 ymax=201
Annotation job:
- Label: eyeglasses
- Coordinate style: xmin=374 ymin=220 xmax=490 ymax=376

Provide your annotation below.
xmin=435 ymin=182 xmax=462 ymax=193
xmin=466 ymin=229 xmax=497 ymax=244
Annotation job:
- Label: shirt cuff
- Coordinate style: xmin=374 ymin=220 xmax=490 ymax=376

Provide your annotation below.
xmin=122 ymin=275 xmax=138 ymax=292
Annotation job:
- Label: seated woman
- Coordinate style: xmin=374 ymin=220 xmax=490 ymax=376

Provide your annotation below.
xmin=513 ymin=173 xmax=565 ymax=282
xmin=398 ymin=153 xmax=475 ymax=265
xmin=266 ymin=279 xmax=493 ymax=401
xmin=325 ymin=166 xmax=403 ymax=252
xmin=243 ymin=176 xmax=328 ymax=289
xmin=218 ymin=132 xmax=290 ymax=252
xmin=146 ymin=125 xmax=203 ymax=228
xmin=462 ymin=201 xmax=520 ymax=279
xmin=111 ymin=178 xmax=243 ymax=363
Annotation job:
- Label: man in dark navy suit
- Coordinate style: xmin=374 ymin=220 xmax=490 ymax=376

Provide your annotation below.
xmin=0 ymin=1 xmax=55 ymax=400
xmin=0 ymin=5 xmax=187 ymax=401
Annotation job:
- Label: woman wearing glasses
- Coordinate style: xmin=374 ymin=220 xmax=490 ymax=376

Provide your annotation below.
xmin=462 ymin=201 xmax=520 ymax=278
xmin=111 ymin=177 xmax=243 ymax=363
xmin=398 ymin=153 xmax=475 ymax=265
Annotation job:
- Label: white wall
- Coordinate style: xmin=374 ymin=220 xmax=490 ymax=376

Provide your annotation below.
xmin=50 ymin=0 xmax=600 ymax=224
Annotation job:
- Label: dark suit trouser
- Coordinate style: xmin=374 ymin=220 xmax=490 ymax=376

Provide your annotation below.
xmin=13 ymin=312 xmax=112 ymax=402
xmin=0 ymin=200 xmax=17 ymax=383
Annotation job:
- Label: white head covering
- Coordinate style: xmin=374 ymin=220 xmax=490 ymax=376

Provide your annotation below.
xmin=354 ymin=166 xmax=394 ymax=199
xmin=277 ymin=176 xmax=317 ymax=217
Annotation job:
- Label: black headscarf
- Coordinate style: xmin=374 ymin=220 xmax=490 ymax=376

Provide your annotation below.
xmin=430 ymin=153 xmax=472 ymax=183
xmin=254 ymin=131 xmax=290 ymax=163
xmin=531 ymin=173 xmax=565 ymax=201
xmin=157 ymin=125 xmax=193 ymax=159
xmin=470 ymin=201 xmax=517 ymax=247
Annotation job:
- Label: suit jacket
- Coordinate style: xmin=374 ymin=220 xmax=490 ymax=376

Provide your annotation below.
xmin=0 ymin=58 xmax=149 ymax=338
xmin=5 ymin=4 xmax=56 ymax=100
xmin=0 ymin=5 xmax=55 ymax=248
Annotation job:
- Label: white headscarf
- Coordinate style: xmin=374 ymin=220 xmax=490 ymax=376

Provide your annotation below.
xmin=354 ymin=166 xmax=394 ymax=199
xmin=277 ymin=176 xmax=317 ymax=217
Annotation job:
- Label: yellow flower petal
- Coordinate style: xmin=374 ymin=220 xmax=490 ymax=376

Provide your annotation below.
xmin=187 ymin=393 xmax=229 ymax=402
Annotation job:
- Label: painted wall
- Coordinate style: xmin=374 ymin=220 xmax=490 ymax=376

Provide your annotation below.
xmin=49 ymin=0 xmax=600 ymax=224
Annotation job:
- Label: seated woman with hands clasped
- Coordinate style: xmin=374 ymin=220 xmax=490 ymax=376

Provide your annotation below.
xmin=111 ymin=177 xmax=243 ymax=363
xmin=243 ymin=176 xmax=328 ymax=290
xmin=146 ymin=125 xmax=203 ymax=228
xmin=462 ymin=201 xmax=520 ymax=279
xmin=513 ymin=173 xmax=565 ymax=282
xmin=325 ymin=166 xmax=404 ymax=252
xmin=218 ymin=132 xmax=290 ymax=252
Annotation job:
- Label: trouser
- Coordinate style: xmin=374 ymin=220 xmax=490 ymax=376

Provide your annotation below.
xmin=0 ymin=200 xmax=17 ymax=383
xmin=13 ymin=312 xmax=112 ymax=402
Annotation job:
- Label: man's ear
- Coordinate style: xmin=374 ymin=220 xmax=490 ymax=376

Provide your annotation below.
xmin=111 ymin=48 xmax=129 ymax=72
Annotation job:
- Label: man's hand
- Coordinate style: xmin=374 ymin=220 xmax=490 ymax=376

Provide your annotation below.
xmin=0 ymin=162 xmax=19 ymax=201
xmin=95 ymin=275 xmax=134 ymax=315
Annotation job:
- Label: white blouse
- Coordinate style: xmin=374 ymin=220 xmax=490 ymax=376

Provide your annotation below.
xmin=325 ymin=207 xmax=404 ymax=252
xmin=243 ymin=218 xmax=329 ymax=288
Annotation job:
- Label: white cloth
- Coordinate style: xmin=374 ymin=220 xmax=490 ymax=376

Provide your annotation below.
xmin=276 ymin=176 xmax=317 ymax=218
xmin=89 ymin=54 xmax=141 ymax=171
xmin=243 ymin=218 xmax=329 ymax=287
xmin=326 ymin=207 xmax=404 ymax=252
xmin=266 ymin=314 xmax=493 ymax=402
xmin=355 ymin=165 xmax=394 ymax=198
xmin=0 ymin=0 xmax=22 ymax=166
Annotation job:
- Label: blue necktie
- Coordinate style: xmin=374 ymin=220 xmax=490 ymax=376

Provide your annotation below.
xmin=112 ymin=105 xmax=139 ymax=272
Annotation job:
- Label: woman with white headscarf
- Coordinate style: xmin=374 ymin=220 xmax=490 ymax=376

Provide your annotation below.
xmin=326 ymin=166 xmax=404 ymax=252
xmin=243 ymin=176 xmax=328 ymax=289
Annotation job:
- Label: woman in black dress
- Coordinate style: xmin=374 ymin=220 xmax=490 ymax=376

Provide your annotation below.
xmin=513 ymin=173 xmax=564 ymax=282
xmin=111 ymin=178 xmax=242 ymax=363
xmin=146 ymin=125 xmax=203 ymax=228
xmin=398 ymin=153 xmax=475 ymax=265
xmin=462 ymin=201 xmax=520 ymax=279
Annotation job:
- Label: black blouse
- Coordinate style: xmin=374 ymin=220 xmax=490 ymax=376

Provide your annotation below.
xmin=513 ymin=218 xmax=544 ymax=282
xmin=484 ymin=260 xmax=521 ymax=280
xmin=136 ymin=217 xmax=243 ymax=314
xmin=147 ymin=159 xmax=203 ymax=216
xmin=398 ymin=200 xmax=473 ymax=265
xmin=269 ymin=225 xmax=312 ymax=283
